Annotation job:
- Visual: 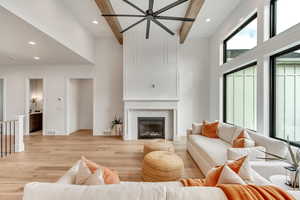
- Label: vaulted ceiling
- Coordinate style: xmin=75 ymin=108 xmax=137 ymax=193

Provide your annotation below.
xmin=63 ymin=0 xmax=241 ymax=44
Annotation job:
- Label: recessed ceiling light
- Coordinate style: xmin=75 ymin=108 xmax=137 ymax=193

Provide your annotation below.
xmin=205 ymin=18 xmax=211 ymax=22
xmin=28 ymin=41 xmax=36 ymax=45
xmin=33 ymin=56 xmax=40 ymax=60
xmin=92 ymin=20 xmax=99 ymax=24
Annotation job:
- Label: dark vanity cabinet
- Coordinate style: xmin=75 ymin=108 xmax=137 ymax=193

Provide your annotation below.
xmin=30 ymin=113 xmax=43 ymax=132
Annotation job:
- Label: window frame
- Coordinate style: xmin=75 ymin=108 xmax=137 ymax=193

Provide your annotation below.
xmin=223 ymin=61 xmax=258 ymax=131
xmin=270 ymin=0 xmax=277 ymax=37
xmin=223 ymin=13 xmax=258 ymax=64
xmin=270 ymin=44 xmax=300 ymax=147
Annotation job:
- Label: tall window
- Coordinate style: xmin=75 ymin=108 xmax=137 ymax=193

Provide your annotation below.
xmin=271 ymin=0 xmax=300 ymax=36
xmin=270 ymin=45 xmax=300 ymax=143
xmin=223 ymin=13 xmax=257 ymax=63
xmin=224 ymin=62 xmax=257 ymax=130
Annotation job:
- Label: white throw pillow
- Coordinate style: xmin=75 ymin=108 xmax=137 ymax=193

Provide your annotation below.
xmin=84 ymin=168 xmax=105 ymax=185
xmin=227 ymin=156 xmax=253 ymax=182
xmin=217 ymin=165 xmax=246 ymax=185
xmin=218 ymin=123 xmax=237 ymax=143
xmin=192 ymin=123 xmax=202 ymax=134
xmin=75 ymin=160 xmax=92 ymax=185
xmin=75 ymin=160 xmax=105 ymax=185
xmin=227 ymin=146 xmax=266 ymax=161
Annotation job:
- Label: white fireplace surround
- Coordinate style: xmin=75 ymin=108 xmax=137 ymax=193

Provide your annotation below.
xmin=123 ymin=100 xmax=178 ymax=140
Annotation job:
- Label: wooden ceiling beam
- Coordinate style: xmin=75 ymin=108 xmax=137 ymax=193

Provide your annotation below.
xmin=179 ymin=0 xmax=205 ymax=44
xmin=95 ymin=0 xmax=123 ymax=45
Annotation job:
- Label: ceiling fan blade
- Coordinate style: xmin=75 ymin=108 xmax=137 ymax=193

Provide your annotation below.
xmin=154 ymin=0 xmax=188 ymax=16
xmin=149 ymin=0 xmax=154 ymax=10
xmin=123 ymin=0 xmax=146 ymax=14
xmin=151 ymin=19 xmax=175 ymax=36
xmin=121 ymin=18 xmax=146 ymax=33
xmin=146 ymin=19 xmax=151 ymax=39
xmin=155 ymin=16 xmax=195 ymax=22
xmin=102 ymin=14 xmax=145 ymax=17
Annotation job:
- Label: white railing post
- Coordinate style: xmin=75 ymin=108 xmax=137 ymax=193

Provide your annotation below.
xmin=15 ymin=115 xmax=25 ymax=152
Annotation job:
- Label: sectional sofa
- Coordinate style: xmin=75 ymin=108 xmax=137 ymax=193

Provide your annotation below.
xmin=187 ymin=122 xmax=290 ymax=179
xmin=23 ymin=161 xmax=300 ymax=200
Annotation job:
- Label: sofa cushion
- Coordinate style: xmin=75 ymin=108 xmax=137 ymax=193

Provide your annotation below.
xmin=189 ymin=135 xmax=231 ymax=167
xmin=23 ymin=182 xmax=166 ymax=200
xmin=247 ymin=131 xmax=288 ymax=158
xmin=227 ymin=146 xmax=266 ymax=161
xmin=218 ymin=123 xmax=237 ymax=143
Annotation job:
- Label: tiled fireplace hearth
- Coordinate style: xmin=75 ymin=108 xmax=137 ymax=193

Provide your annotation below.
xmin=123 ymin=100 xmax=178 ymax=140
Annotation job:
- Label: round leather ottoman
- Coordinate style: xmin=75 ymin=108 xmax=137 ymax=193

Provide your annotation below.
xmin=143 ymin=139 xmax=175 ymax=156
xmin=142 ymin=151 xmax=184 ymax=182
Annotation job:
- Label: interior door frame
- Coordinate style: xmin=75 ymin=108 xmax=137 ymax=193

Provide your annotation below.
xmin=25 ymin=78 xmax=46 ymax=135
xmin=66 ymin=77 xmax=95 ymax=135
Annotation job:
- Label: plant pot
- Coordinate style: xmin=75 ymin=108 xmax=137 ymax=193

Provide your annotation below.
xmin=285 ymin=166 xmax=299 ymax=188
xmin=112 ymin=124 xmax=123 ymax=136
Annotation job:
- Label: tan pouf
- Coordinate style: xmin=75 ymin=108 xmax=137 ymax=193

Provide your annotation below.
xmin=142 ymin=151 xmax=184 ymax=182
xmin=143 ymin=139 xmax=175 ymax=156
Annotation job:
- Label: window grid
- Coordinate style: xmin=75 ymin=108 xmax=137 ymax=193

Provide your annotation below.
xmin=224 ymin=63 xmax=257 ymax=131
xmin=270 ymin=44 xmax=300 ymax=146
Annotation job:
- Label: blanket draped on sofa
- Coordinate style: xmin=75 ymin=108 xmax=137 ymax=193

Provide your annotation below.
xmin=181 ymin=179 xmax=295 ymax=200
xmin=217 ymin=184 xmax=295 ymax=200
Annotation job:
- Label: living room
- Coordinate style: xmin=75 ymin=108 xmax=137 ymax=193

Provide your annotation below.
xmin=0 ymin=0 xmax=300 ymax=199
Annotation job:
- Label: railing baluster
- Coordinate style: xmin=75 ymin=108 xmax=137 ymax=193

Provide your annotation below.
xmin=5 ymin=122 xmax=7 ymax=156
xmin=0 ymin=123 xmax=2 ymax=158
xmin=10 ymin=121 xmax=12 ymax=154
xmin=13 ymin=121 xmax=15 ymax=153
xmin=0 ymin=119 xmax=22 ymax=158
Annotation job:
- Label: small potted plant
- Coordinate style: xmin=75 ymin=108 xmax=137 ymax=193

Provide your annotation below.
xmin=111 ymin=116 xmax=123 ymax=136
xmin=259 ymin=137 xmax=300 ymax=188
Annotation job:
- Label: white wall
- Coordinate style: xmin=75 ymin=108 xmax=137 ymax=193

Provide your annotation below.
xmin=178 ymin=37 xmax=210 ymax=134
xmin=124 ymin=29 xmax=179 ymax=100
xmin=209 ymin=0 xmax=300 ymax=135
xmin=0 ymin=79 xmax=3 ymax=121
xmin=94 ymin=37 xmax=123 ymax=135
xmin=0 ymin=0 xmax=95 ymax=63
xmin=0 ymin=34 xmax=210 ymax=137
xmin=0 ymin=65 xmax=94 ymax=135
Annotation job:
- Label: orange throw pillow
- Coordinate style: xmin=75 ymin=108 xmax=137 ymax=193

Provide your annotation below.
xmin=81 ymin=156 xmax=120 ymax=184
xmin=205 ymin=156 xmax=251 ymax=186
xmin=202 ymin=121 xmax=219 ymax=138
xmin=232 ymin=130 xmax=255 ymax=148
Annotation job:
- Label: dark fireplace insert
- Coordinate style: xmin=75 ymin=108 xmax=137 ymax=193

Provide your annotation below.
xmin=138 ymin=117 xmax=165 ymax=139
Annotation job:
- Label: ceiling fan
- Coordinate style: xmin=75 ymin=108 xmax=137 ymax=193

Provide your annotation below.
xmin=102 ymin=0 xmax=195 ymax=39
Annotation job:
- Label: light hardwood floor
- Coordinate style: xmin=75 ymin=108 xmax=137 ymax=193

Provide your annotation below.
xmin=0 ymin=130 xmax=203 ymax=200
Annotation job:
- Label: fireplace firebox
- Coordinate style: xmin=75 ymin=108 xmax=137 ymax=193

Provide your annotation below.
xmin=138 ymin=117 xmax=165 ymax=139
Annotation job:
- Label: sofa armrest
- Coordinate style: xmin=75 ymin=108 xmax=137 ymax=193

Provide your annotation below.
xmin=227 ymin=146 xmax=266 ymax=161
xmin=187 ymin=128 xmax=193 ymax=136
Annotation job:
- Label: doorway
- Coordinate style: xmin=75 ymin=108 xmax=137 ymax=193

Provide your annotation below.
xmin=67 ymin=78 xmax=94 ymax=135
xmin=28 ymin=79 xmax=44 ymax=135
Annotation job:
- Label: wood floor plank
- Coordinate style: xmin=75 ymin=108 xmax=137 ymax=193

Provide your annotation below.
xmin=0 ymin=130 xmax=203 ymax=200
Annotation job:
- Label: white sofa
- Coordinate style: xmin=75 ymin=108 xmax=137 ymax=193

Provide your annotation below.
xmin=187 ymin=122 xmax=290 ymax=179
xmin=23 ymin=161 xmax=300 ymax=200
